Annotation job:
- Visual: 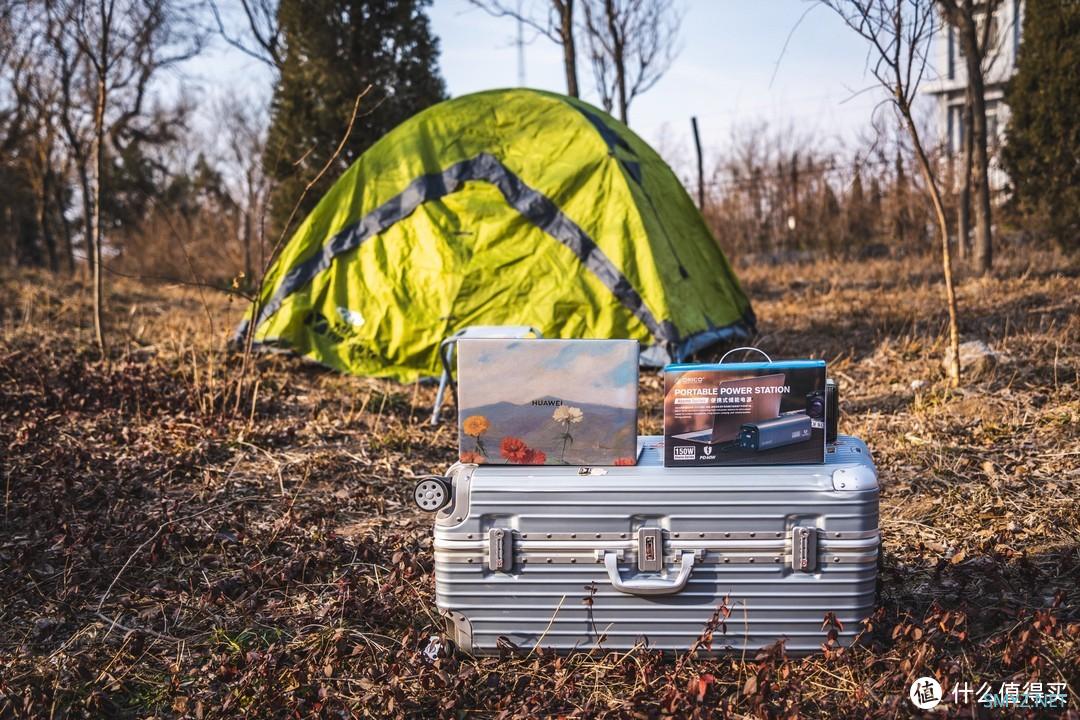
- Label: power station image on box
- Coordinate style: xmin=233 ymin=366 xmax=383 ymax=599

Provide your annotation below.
xmin=737 ymin=413 xmax=814 ymax=451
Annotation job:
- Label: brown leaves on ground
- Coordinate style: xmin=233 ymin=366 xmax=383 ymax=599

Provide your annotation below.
xmin=0 ymin=250 xmax=1078 ymax=718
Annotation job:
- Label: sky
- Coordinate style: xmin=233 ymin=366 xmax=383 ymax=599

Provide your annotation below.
xmin=427 ymin=0 xmax=901 ymax=170
xmin=178 ymin=0 xmax=936 ymax=173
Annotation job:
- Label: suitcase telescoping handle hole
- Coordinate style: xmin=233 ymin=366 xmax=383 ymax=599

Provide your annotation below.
xmin=603 ymin=551 xmax=696 ymax=596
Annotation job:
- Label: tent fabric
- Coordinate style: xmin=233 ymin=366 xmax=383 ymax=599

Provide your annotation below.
xmin=239 ymin=88 xmax=755 ymax=382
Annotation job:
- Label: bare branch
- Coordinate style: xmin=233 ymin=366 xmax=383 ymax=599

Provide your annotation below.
xmin=468 ymin=0 xmax=562 ymax=44
xmin=821 ymin=0 xmax=962 ymax=385
xmin=580 ymin=0 xmax=681 ymax=123
xmin=468 ymin=0 xmax=580 ymax=96
xmin=207 ymin=0 xmax=282 ymax=70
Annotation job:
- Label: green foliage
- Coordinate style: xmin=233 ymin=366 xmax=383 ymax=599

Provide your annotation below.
xmin=1001 ymin=0 xmax=1080 ymax=249
xmin=265 ymin=0 xmax=446 ymax=238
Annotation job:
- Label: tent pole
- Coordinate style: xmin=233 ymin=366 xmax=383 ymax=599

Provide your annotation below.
xmin=691 ymin=116 xmax=705 ymax=211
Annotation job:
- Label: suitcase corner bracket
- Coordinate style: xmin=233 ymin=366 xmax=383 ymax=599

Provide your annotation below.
xmin=831 ymin=466 xmax=877 ymax=492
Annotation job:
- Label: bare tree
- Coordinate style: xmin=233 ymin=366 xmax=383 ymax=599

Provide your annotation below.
xmin=218 ymin=95 xmax=270 ymax=287
xmin=0 ymin=2 xmax=38 ymax=268
xmin=4 ymin=3 xmax=79 ymax=273
xmin=207 ymin=0 xmax=282 ymax=70
xmin=469 ymin=0 xmax=579 ymax=97
xmin=81 ymin=0 xmax=113 ymax=354
xmin=823 ymin=0 xmax=961 ymax=385
xmin=938 ymin=0 xmax=998 ymax=274
xmin=24 ymin=76 xmax=68 ymax=272
xmin=49 ymin=3 xmax=94 ymax=279
xmin=52 ymin=0 xmax=202 ymax=356
xmin=0 ymin=3 xmax=31 ymax=155
xmin=580 ymin=0 xmax=681 ymax=124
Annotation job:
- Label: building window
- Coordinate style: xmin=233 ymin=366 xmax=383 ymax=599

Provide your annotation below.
xmin=957 ymin=106 xmax=965 ymax=151
xmin=947 ymin=26 xmax=955 ymax=79
xmin=947 ymin=105 xmax=954 ymax=155
xmin=947 ymin=105 xmax=966 ymax=157
xmin=1013 ymin=0 xmax=1021 ymax=67
xmin=986 ymin=14 xmax=999 ymax=59
xmin=988 ymin=108 xmax=1000 ymax=150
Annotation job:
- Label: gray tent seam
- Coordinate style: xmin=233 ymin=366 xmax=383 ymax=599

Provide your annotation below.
xmin=240 ymin=153 xmax=677 ymax=350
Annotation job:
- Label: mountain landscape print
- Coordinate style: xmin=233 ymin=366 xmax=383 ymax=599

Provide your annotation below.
xmin=456 ymin=339 xmax=639 ymax=466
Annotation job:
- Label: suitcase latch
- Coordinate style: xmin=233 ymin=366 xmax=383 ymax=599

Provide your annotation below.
xmin=638 ymin=528 xmax=663 ymax=572
xmin=791 ymin=526 xmax=817 ymax=572
xmin=488 ymin=527 xmax=513 ymax=572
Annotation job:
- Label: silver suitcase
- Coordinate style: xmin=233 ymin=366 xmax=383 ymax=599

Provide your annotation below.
xmin=431 ymin=435 xmax=879 ymax=655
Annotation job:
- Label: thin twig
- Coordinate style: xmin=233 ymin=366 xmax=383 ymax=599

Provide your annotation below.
xmin=96 ymin=500 xmax=246 ymax=612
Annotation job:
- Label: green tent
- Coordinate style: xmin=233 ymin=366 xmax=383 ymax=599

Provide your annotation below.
xmin=239 ymin=88 xmax=754 ymax=381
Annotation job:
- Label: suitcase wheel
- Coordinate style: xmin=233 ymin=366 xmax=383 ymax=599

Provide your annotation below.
xmin=414 ymin=476 xmax=451 ymax=512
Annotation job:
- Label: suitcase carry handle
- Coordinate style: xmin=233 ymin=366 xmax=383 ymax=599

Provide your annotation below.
xmin=718 ymin=346 xmax=772 ymax=364
xmin=604 ymin=551 xmax=696 ymax=595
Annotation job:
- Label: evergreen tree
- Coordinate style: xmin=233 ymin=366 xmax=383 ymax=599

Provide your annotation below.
xmin=265 ymin=0 xmax=446 ymax=237
xmin=1001 ymin=0 xmax=1080 ymax=249
xmin=846 ymin=163 xmax=868 ymax=249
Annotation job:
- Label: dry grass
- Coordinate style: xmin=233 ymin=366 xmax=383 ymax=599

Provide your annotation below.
xmin=0 ymin=248 xmax=1077 ymax=718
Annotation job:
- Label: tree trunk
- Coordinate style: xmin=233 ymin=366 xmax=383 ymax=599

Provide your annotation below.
xmin=969 ymin=97 xmax=993 ymax=274
xmin=559 ymin=0 xmax=579 ymax=97
xmin=91 ymin=73 xmax=107 ymax=356
xmin=242 ymin=204 xmax=253 ymax=286
xmin=893 ymin=143 xmax=907 ymax=247
xmin=2 ymin=209 xmax=16 ymax=268
xmin=75 ymin=163 xmax=94 ymax=277
xmin=903 ymin=106 xmax=961 ymax=386
xmin=790 ymin=152 xmax=800 ymax=249
xmin=36 ymin=170 xmax=60 ymax=272
xmin=53 ymin=171 xmax=76 ymax=273
xmin=957 ymin=97 xmax=974 ymax=260
xmin=604 ymin=0 xmax=627 ymax=123
xmin=956 ymin=5 xmax=993 ymax=274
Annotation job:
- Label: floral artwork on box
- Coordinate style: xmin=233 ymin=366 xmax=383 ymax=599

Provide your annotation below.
xmin=456 ymin=339 xmax=639 ymax=466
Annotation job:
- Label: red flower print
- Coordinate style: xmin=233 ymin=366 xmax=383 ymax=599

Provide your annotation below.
xmin=500 ymin=436 xmax=529 ymax=463
xmin=523 ymin=449 xmax=547 ymax=465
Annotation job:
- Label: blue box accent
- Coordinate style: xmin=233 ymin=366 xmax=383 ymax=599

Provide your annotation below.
xmin=665 ymin=359 xmax=826 ymax=372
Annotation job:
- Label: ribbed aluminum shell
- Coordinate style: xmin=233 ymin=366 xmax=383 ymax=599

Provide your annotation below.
xmin=433 ymin=436 xmax=878 ymax=655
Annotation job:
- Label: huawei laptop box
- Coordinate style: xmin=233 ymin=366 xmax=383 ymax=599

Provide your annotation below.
xmin=663 ymin=359 xmax=826 ymax=466
xmin=456 ymin=338 xmax=639 ymax=466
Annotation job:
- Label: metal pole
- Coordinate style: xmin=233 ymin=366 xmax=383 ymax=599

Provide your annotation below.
xmin=691 ymin=116 xmax=705 ymax=211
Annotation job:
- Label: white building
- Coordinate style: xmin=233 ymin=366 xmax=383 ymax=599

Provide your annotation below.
xmin=923 ymin=0 xmax=1025 ymax=191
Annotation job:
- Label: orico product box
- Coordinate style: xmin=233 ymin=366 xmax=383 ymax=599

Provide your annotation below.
xmin=457 ymin=339 xmax=639 ymax=466
xmin=663 ymin=359 xmax=826 ymax=466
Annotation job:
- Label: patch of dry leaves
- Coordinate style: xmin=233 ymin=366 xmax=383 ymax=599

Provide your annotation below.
xmin=0 ymin=249 xmax=1077 ymax=718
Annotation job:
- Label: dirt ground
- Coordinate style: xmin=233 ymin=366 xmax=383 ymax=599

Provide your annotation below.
xmin=1 ymin=249 xmax=1077 ymax=718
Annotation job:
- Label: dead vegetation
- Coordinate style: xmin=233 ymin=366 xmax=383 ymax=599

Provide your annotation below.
xmin=0 ymin=249 xmax=1078 ymax=718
